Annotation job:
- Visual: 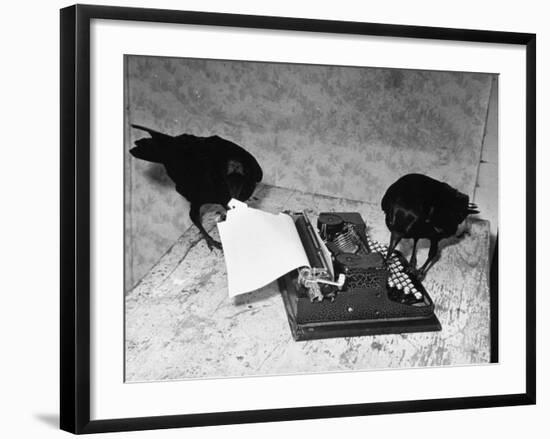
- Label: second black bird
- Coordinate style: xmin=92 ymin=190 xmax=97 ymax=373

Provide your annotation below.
xmin=381 ymin=173 xmax=479 ymax=279
xmin=130 ymin=124 xmax=263 ymax=250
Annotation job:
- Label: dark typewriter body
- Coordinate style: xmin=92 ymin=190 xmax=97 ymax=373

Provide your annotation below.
xmin=278 ymin=212 xmax=441 ymax=341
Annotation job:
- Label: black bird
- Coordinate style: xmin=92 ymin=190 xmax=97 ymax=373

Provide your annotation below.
xmin=130 ymin=124 xmax=263 ymax=250
xmin=381 ymin=173 xmax=479 ymax=279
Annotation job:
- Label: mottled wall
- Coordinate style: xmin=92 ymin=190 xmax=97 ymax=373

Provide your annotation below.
xmin=125 ymin=56 xmax=493 ymax=290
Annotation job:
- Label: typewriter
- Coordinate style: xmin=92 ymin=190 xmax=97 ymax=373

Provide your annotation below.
xmin=278 ymin=212 xmax=441 ymax=341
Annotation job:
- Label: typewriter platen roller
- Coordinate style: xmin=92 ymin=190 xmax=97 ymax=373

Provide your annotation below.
xmin=278 ymin=212 xmax=441 ymax=341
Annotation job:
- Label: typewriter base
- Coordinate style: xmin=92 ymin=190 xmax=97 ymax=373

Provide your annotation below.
xmin=279 ymin=278 xmax=442 ymax=341
xmin=284 ymin=311 xmax=442 ymax=341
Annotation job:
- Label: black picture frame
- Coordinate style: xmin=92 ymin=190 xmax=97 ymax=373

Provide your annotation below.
xmin=60 ymin=4 xmax=536 ymax=434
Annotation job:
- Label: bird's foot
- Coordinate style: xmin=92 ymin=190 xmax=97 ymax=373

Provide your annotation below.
xmin=405 ymin=265 xmax=423 ymax=280
xmin=415 ymin=269 xmax=427 ymax=281
xmin=206 ymin=238 xmax=223 ymax=251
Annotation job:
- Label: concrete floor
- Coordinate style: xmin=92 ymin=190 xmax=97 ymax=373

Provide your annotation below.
xmin=125 ymin=185 xmax=491 ymax=382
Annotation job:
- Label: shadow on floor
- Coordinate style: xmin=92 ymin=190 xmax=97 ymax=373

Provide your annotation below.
xmin=34 ymin=413 xmax=59 ymax=429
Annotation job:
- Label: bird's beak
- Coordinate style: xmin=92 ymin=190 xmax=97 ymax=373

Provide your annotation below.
xmin=385 ymin=231 xmax=402 ymax=263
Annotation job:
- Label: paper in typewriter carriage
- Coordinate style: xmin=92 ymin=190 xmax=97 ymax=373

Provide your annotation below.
xmin=217 ymin=200 xmax=311 ymax=297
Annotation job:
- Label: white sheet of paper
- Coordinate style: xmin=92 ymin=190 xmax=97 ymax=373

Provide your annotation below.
xmin=217 ymin=202 xmax=309 ymax=297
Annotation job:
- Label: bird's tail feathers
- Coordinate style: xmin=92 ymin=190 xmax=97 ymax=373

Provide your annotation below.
xmin=467 ymin=202 xmax=480 ymax=215
xmin=130 ymin=124 xmax=171 ymax=163
xmin=131 ymin=124 xmax=172 ymax=141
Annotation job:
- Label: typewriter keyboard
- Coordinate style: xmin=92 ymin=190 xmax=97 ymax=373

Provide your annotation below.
xmin=366 ymin=236 xmax=425 ymax=306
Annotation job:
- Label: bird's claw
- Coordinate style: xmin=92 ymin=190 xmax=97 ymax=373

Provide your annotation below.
xmin=206 ymin=239 xmax=223 ymax=251
xmin=405 ymin=265 xmax=427 ymax=281
xmin=405 ymin=265 xmax=417 ymax=276
xmin=415 ymin=269 xmax=426 ymax=281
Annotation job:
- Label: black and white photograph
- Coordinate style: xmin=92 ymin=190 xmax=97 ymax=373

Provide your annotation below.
xmin=124 ymin=56 xmax=498 ymax=382
xmin=0 ymin=0 xmax=536 ymax=436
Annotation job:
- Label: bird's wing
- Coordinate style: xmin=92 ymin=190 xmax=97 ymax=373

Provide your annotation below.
xmin=207 ymin=136 xmax=263 ymax=182
xmin=381 ymin=183 xmax=397 ymax=213
xmin=426 ymin=192 xmax=470 ymax=235
xmin=161 ymin=133 xmax=263 ymax=204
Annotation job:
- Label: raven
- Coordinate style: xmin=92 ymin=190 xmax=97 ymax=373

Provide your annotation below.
xmin=130 ymin=124 xmax=263 ymax=250
xmin=381 ymin=173 xmax=479 ymax=279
